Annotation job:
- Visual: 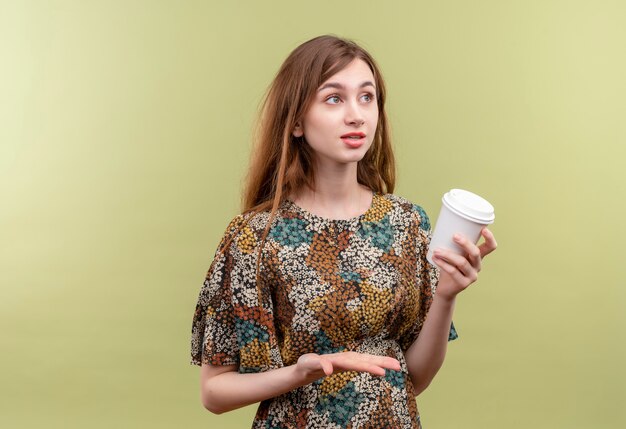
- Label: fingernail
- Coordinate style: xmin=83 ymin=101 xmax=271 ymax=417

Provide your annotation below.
xmin=453 ymin=234 xmax=461 ymax=241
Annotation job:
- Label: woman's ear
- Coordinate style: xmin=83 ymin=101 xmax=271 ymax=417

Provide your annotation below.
xmin=293 ymin=122 xmax=303 ymax=138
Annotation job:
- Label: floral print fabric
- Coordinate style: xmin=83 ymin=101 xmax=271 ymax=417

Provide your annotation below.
xmin=190 ymin=193 xmax=457 ymax=428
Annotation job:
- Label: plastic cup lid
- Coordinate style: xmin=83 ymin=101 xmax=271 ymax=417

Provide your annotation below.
xmin=442 ymin=189 xmax=495 ymax=224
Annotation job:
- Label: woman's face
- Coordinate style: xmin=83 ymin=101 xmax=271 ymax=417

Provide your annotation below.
xmin=293 ymin=59 xmax=379 ymax=167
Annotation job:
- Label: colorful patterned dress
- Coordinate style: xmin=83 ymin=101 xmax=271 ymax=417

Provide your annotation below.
xmin=190 ymin=192 xmax=457 ymax=428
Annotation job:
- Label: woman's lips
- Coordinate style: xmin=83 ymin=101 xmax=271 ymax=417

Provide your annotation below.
xmin=341 ymin=137 xmax=366 ymax=148
xmin=340 ymin=133 xmax=366 ymax=148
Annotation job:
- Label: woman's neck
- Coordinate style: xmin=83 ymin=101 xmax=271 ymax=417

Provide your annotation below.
xmin=289 ymin=162 xmax=373 ymax=220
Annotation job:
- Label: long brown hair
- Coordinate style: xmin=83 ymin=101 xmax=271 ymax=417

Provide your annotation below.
xmin=223 ymin=35 xmax=396 ymax=276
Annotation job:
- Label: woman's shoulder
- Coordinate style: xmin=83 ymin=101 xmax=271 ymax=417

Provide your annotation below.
xmin=214 ymin=208 xmax=275 ymax=254
xmin=378 ymin=193 xmax=433 ymax=232
xmin=226 ymin=208 xmax=273 ymax=231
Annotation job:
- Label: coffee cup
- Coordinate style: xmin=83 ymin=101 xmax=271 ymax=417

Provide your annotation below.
xmin=426 ymin=189 xmax=495 ymax=265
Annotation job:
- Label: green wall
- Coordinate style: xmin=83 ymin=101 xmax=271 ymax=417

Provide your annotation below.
xmin=1 ymin=1 xmax=624 ymax=427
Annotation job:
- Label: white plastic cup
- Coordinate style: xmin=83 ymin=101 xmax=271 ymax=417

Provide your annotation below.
xmin=426 ymin=189 xmax=495 ymax=265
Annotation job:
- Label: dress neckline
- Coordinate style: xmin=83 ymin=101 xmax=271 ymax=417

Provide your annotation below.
xmin=283 ymin=191 xmax=378 ymax=226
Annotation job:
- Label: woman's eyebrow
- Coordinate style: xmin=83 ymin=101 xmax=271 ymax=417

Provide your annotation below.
xmin=318 ymin=81 xmax=376 ymax=92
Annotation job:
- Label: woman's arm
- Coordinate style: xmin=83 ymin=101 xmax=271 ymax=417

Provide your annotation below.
xmin=405 ymin=228 xmax=497 ymax=395
xmin=200 ymin=352 xmax=401 ymax=414
xmin=404 ymin=293 xmax=456 ymax=395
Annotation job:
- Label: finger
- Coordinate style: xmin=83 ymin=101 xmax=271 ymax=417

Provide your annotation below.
xmin=432 ymin=252 xmax=476 ymax=286
xmin=383 ymin=357 xmax=401 ymax=371
xmin=358 ymin=354 xmax=400 ymax=371
xmin=478 ymin=228 xmax=498 ymax=258
xmin=453 ymin=234 xmax=482 ymax=270
xmin=330 ymin=353 xmax=398 ymax=376
xmin=369 ymin=355 xmax=401 ymax=371
xmin=363 ymin=364 xmax=387 ymax=377
xmin=334 ymin=357 xmax=385 ymax=376
xmin=300 ymin=353 xmax=333 ymax=376
xmin=433 ymin=248 xmax=477 ymax=279
xmin=319 ymin=358 xmax=334 ymax=376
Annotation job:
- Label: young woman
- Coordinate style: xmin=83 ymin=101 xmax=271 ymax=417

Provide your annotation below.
xmin=190 ymin=35 xmax=497 ymax=428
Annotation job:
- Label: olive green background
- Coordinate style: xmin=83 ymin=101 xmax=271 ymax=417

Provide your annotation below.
xmin=1 ymin=1 xmax=624 ymax=428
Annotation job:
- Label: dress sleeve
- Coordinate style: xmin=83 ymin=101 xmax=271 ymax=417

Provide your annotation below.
xmin=399 ymin=204 xmax=458 ymax=352
xmin=189 ymin=213 xmax=282 ymax=373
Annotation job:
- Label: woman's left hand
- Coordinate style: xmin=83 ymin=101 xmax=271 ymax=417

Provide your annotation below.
xmin=431 ymin=227 xmax=498 ymax=302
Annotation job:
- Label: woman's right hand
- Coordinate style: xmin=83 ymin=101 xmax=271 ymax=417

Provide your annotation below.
xmin=295 ymin=352 xmax=401 ymax=383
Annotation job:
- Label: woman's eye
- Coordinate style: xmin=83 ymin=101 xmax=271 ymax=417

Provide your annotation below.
xmin=326 ymin=95 xmax=341 ymax=104
xmin=361 ymin=93 xmax=374 ymax=102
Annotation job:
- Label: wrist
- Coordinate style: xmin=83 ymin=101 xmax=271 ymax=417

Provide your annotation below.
xmin=433 ymin=290 xmax=457 ymax=307
xmin=292 ymin=362 xmax=322 ymax=386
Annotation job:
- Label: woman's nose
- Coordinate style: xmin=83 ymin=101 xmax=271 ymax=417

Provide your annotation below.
xmin=344 ymin=102 xmax=365 ymax=126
